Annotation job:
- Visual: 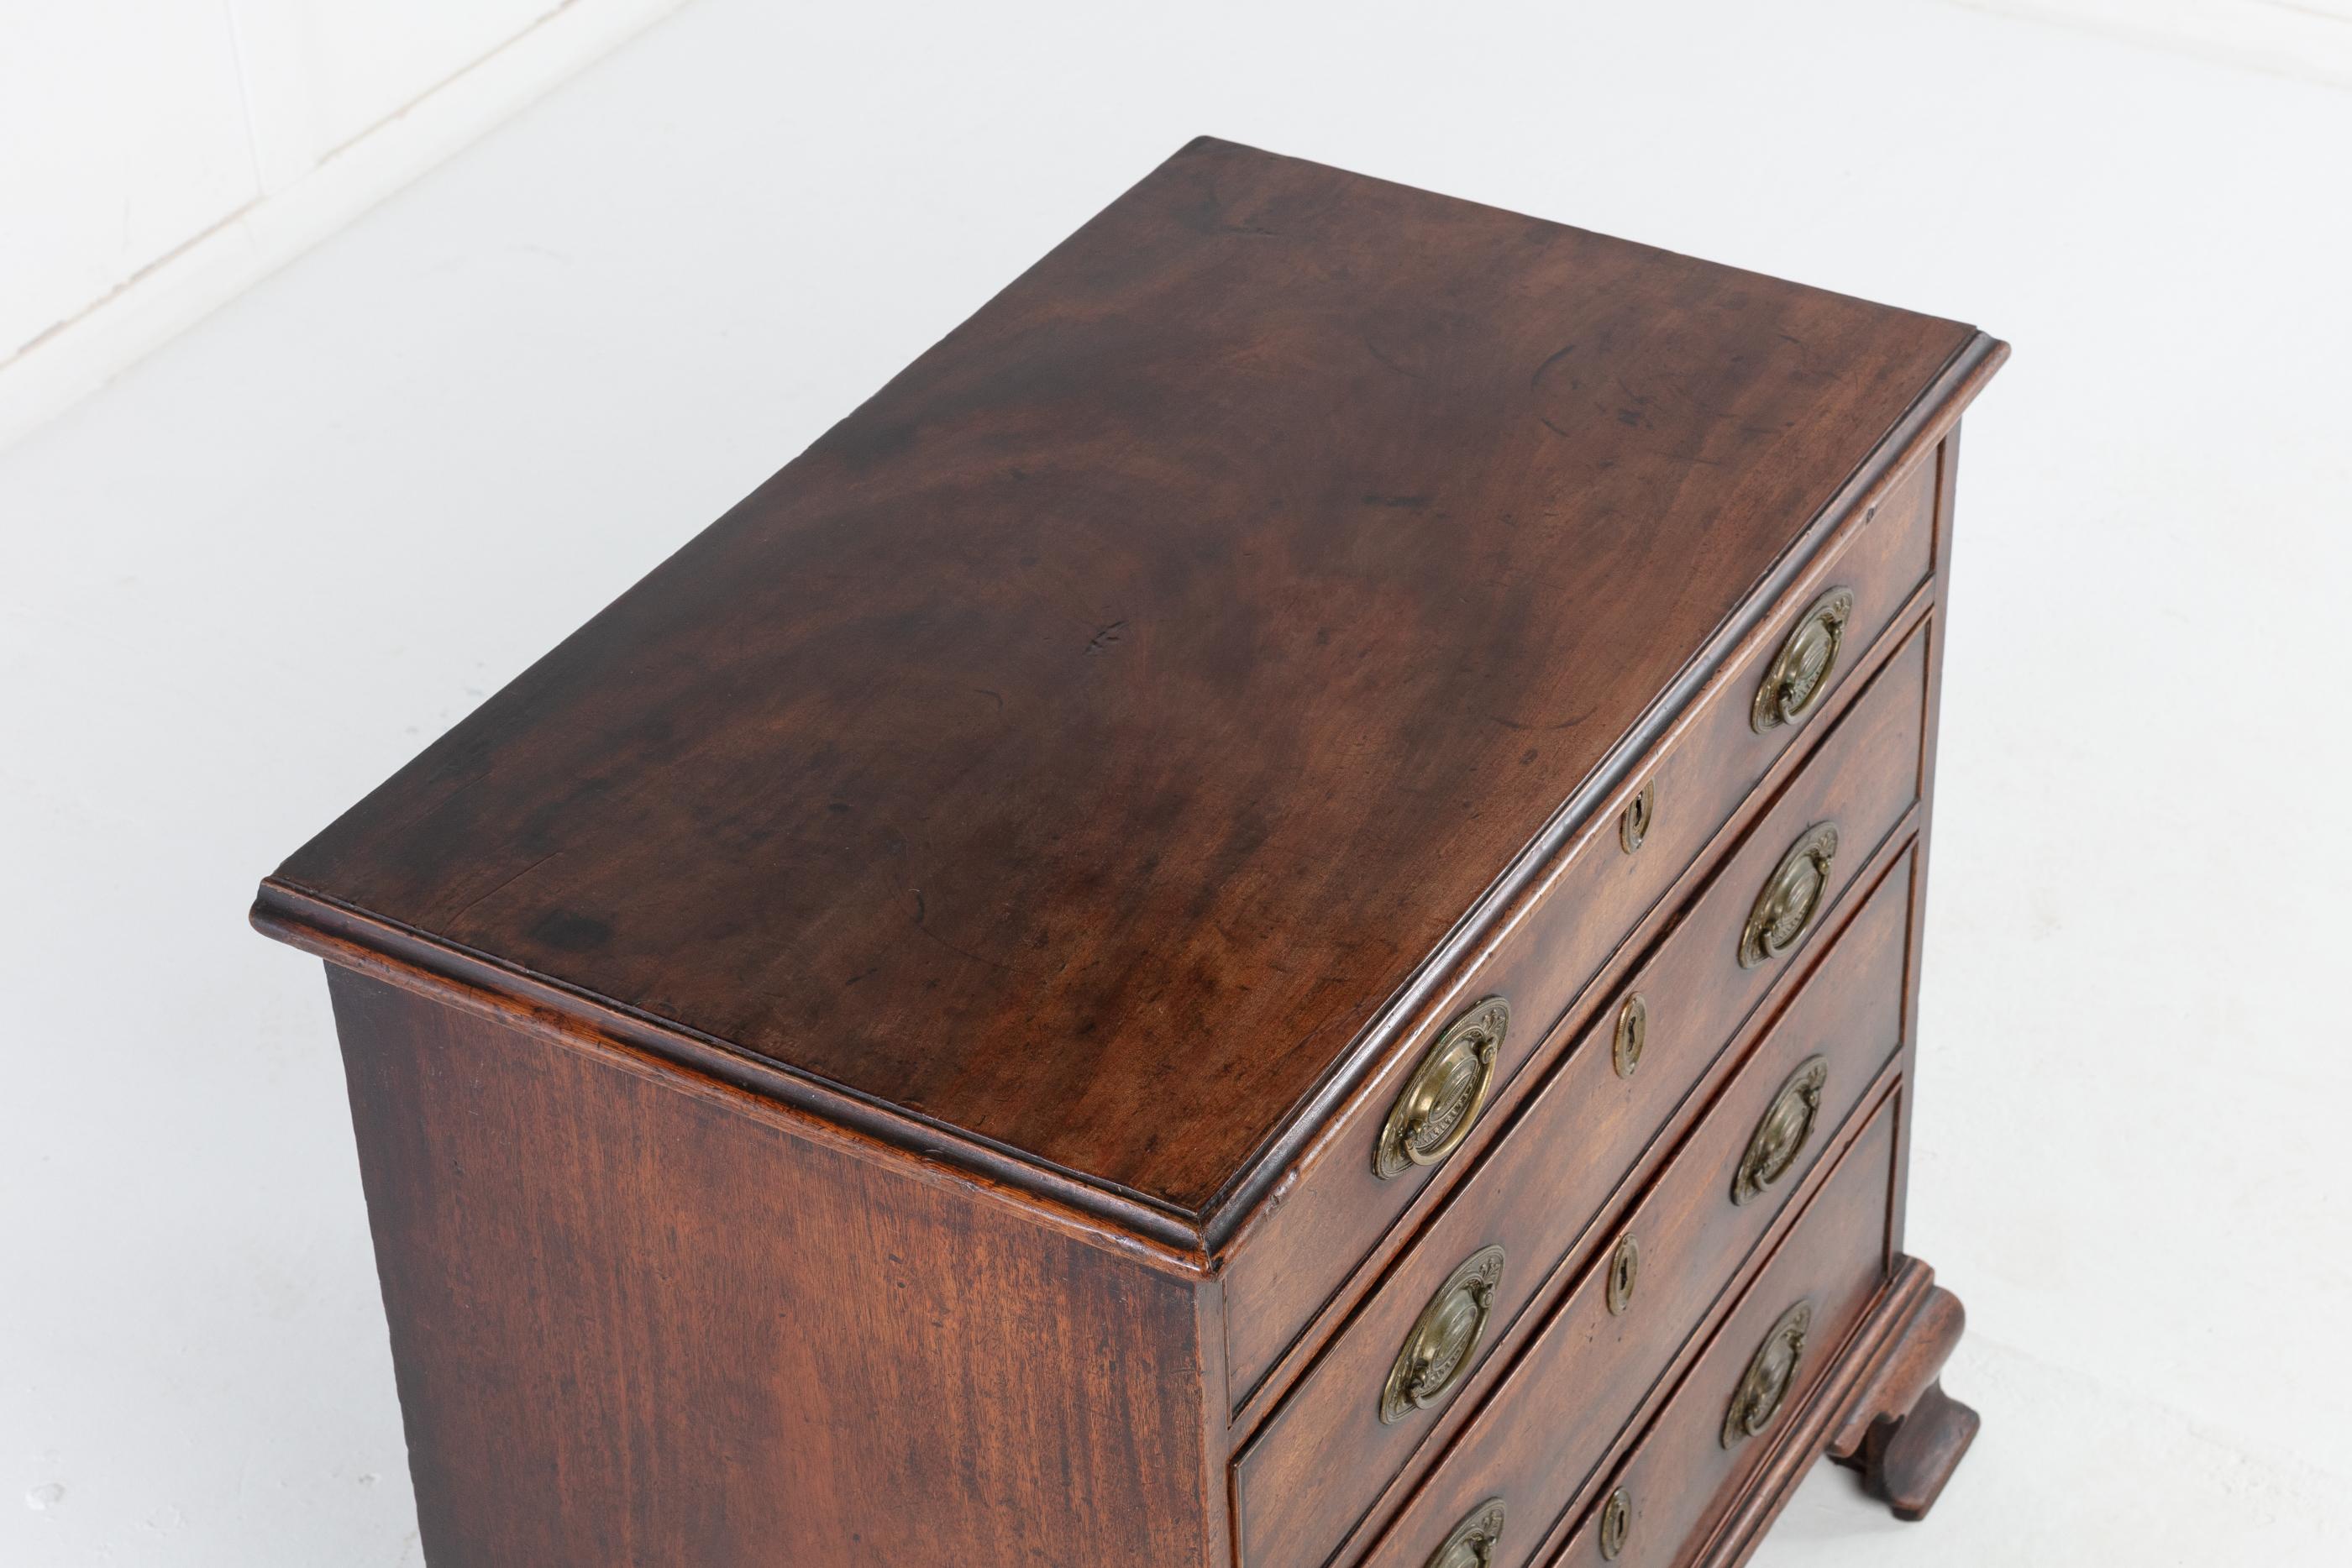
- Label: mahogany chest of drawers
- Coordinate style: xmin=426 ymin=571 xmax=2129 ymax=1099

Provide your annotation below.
xmin=255 ymin=138 xmax=2005 ymax=1567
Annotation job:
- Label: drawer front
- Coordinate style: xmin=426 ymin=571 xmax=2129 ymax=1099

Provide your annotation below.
xmin=1339 ymin=852 xmax=1912 ymax=1568
xmin=1544 ymin=1089 xmax=1901 ymax=1568
xmin=1233 ymin=623 xmax=1929 ymax=1568
xmin=1225 ymin=455 xmax=1937 ymax=1400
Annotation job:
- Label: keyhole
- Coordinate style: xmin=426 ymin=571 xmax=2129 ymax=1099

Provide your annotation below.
xmin=1600 ymin=1487 xmax=1631 ymax=1561
xmin=1606 ymin=1235 xmax=1640 ymax=1315
xmin=1614 ymin=994 xmax=1647 ymax=1079
xmin=1620 ymin=781 xmax=1655 ymax=853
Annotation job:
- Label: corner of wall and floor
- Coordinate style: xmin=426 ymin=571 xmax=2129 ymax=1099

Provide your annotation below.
xmin=0 ymin=0 xmax=690 ymax=454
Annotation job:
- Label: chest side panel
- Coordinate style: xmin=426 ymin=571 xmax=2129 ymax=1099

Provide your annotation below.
xmin=325 ymin=969 xmax=1218 ymax=1568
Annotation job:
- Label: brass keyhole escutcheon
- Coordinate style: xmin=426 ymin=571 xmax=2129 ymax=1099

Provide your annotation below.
xmin=1723 ymin=1299 xmax=1814 ymax=1448
xmin=1605 ymin=1235 xmax=1640 ymax=1317
xmin=1599 ymin=1487 xmax=1632 ymax=1561
xmin=1612 ymin=994 xmax=1647 ymax=1080
xmin=1382 ymin=1245 xmax=1504 ymax=1424
xmin=1376 ymin=998 xmax=1510 ymax=1180
xmin=1739 ymin=822 xmax=1839 ymax=969
xmin=1620 ymin=781 xmax=1655 ymax=853
xmin=1752 ymin=587 xmax=1855 ymax=733
xmin=1424 ymin=1497 xmax=1506 ymax=1568
xmin=1733 ymin=1057 xmax=1828 ymax=1206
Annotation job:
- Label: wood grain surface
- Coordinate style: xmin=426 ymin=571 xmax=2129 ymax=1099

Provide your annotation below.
xmin=1223 ymin=610 xmax=1932 ymax=1394
xmin=261 ymin=136 xmax=1982 ymax=1217
xmin=1541 ymin=1086 xmax=1901 ymax=1568
xmin=1244 ymin=836 xmax=1917 ymax=1568
xmin=327 ymin=967 xmax=1221 ymax=1568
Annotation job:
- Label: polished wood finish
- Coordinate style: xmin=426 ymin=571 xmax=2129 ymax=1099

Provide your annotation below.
xmin=1828 ymin=1284 xmax=1978 ymax=1520
xmin=252 ymin=139 xmax=2003 ymax=1567
xmin=1341 ymin=848 xmax=1917 ymax=1568
xmin=1679 ymin=1261 xmax=1965 ymax=1568
xmin=325 ymin=967 xmax=1222 ymax=1566
xmin=257 ymin=133 xmax=1984 ymax=1233
xmin=1236 ymin=629 xmax=1929 ymax=1568
xmin=1543 ymin=1088 xmax=1901 ymax=1568
xmin=1221 ymin=457 xmax=1940 ymax=1398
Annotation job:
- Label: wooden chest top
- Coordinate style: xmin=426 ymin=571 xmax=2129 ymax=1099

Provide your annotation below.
xmin=260 ymin=137 xmax=1981 ymax=1226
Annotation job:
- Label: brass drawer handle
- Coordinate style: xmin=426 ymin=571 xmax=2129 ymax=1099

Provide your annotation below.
xmin=1723 ymin=1299 xmax=1814 ymax=1448
xmin=1425 ymin=1497 xmax=1507 ymax=1568
xmin=1375 ymin=998 xmax=1509 ymax=1179
xmin=1738 ymin=822 xmax=1839 ymax=969
xmin=1382 ymin=1245 xmax=1505 ymax=1424
xmin=1751 ymin=587 xmax=1855 ymax=732
xmin=1732 ymin=1057 xmax=1828 ymax=1206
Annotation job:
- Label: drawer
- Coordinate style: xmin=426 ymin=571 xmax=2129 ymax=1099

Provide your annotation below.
xmin=1232 ymin=623 xmax=1929 ymax=1568
xmin=1543 ymin=1088 xmax=1901 ymax=1568
xmin=1339 ymin=851 xmax=1913 ymax=1568
xmin=1224 ymin=454 xmax=1938 ymax=1401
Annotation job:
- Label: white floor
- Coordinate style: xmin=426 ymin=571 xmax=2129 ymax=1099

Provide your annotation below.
xmin=6 ymin=2 xmax=2349 ymax=1563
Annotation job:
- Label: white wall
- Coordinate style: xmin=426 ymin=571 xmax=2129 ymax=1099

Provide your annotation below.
xmin=1961 ymin=0 xmax=2352 ymax=84
xmin=6 ymin=0 xmax=2342 ymax=456
xmin=0 ymin=0 xmax=684 ymax=449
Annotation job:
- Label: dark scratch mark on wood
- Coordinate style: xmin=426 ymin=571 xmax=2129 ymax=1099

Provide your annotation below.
xmin=910 ymin=888 xmax=1013 ymax=973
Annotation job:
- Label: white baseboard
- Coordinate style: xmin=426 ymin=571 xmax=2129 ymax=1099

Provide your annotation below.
xmin=0 ymin=0 xmax=686 ymax=454
xmin=1952 ymin=0 xmax=2352 ymax=88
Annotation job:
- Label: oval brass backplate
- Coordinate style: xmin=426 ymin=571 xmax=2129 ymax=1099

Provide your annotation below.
xmin=1425 ymin=1497 xmax=1507 ymax=1568
xmin=1605 ymin=1235 xmax=1641 ymax=1317
xmin=1382 ymin=1244 xmax=1505 ymax=1424
xmin=1376 ymin=998 xmax=1510 ymax=1180
xmin=1599 ymin=1487 xmax=1632 ymax=1561
xmin=1751 ymin=587 xmax=1855 ymax=733
xmin=1612 ymin=994 xmax=1647 ymax=1080
xmin=1723 ymin=1298 xmax=1814 ymax=1448
xmin=1738 ymin=822 xmax=1839 ymax=969
xmin=1732 ymin=1057 xmax=1829 ymax=1206
xmin=1620 ymin=781 xmax=1655 ymax=853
